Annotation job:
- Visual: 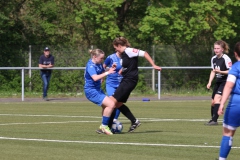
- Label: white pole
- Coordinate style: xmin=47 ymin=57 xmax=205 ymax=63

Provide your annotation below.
xmin=29 ymin=45 xmax=32 ymax=91
xmin=152 ymin=45 xmax=155 ymax=91
xmin=22 ymin=68 xmax=25 ymax=101
xmin=158 ymin=71 xmax=161 ymax=100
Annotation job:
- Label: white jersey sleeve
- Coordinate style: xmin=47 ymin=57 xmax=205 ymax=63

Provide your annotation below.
xmin=125 ymin=48 xmax=145 ymax=58
xmin=223 ymin=54 xmax=232 ymax=69
xmin=210 ymin=56 xmax=215 ymax=69
xmin=227 ymin=74 xmax=236 ymax=84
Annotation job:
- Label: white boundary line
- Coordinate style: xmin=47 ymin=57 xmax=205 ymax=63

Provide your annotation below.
xmin=0 ymin=136 xmax=240 ymax=149
xmin=0 ymin=114 xmax=219 ymax=121
xmin=0 ymin=121 xmax=99 ymax=126
xmin=0 ymin=100 xmax=210 ymax=105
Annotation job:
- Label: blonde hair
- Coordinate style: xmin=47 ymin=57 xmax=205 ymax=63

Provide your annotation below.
xmin=112 ymin=37 xmax=131 ymax=47
xmin=89 ymin=49 xmax=105 ymax=57
xmin=214 ymin=40 xmax=229 ymax=54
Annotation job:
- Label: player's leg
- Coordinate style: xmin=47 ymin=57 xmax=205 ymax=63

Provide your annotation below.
xmin=212 ymin=94 xmax=221 ymax=123
xmin=212 ymin=82 xmax=225 ymax=124
xmin=106 ymin=85 xmax=119 ymax=123
xmin=218 ymin=96 xmax=240 ymax=159
xmin=85 ymin=89 xmax=115 ymax=135
xmin=100 ymin=96 xmax=115 ymax=135
xmin=206 ymin=83 xmax=221 ymax=125
xmin=219 ymin=128 xmax=235 ymax=160
xmin=111 ymin=79 xmax=141 ymax=132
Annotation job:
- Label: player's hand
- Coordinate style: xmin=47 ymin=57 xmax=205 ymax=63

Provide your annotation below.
xmin=207 ymin=83 xmax=211 ymax=89
xmin=108 ymin=66 xmax=116 ymax=74
xmin=112 ymin=63 xmax=117 ymax=68
xmin=218 ymin=105 xmax=224 ymax=115
xmin=153 ymin=65 xmax=162 ymax=71
xmin=214 ymin=69 xmax=221 ymax=73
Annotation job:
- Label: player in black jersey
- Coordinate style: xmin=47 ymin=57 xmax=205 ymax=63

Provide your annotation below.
xmin=109 ymin=37 xmax=162 ymax=132
xmin=205 ymin=40 xmax=232 ymax=125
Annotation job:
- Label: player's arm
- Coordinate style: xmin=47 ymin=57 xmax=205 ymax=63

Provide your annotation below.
xmin=143 ymin=52 xmax=161 ymax=71
xmin=214 ymin=70 xmax=229 ymax=75
xmin=91 ymin=67 xmax=115 ymax=81
xmin=218 ymin=74 xmax=236 ymax=115
xmin=207 ymin=70 xmax=215 ymax=89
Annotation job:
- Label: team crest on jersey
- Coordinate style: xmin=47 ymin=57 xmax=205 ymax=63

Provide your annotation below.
xmin=228 ymin=62 xmax=232 ymax=67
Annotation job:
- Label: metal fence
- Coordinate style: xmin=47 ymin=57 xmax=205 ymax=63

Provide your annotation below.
xmin=0 ymin=66 xmax=211 ymax=101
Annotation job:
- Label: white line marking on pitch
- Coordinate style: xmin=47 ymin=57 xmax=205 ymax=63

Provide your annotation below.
xmin=0 ymin=121 xmax=99 ymax=126
xmin=0 ymin=136 xmax=239 ymax=149
xmin=0 ymin=114 xmax=217 ymax=122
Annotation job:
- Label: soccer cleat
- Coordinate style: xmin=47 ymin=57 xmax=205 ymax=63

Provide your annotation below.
xmin=128 ymin=120 xmax=141 ymax=133
xmin=99 ymin=125 xmax=113 ymax=135
xmin=96 ymin=129 xmax=104 ymax=134
xmin=205 ymin=120 xmax=218 ymax=126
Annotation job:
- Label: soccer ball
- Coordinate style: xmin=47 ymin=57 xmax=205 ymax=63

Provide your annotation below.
xmin=111 ymin=121 xmax=123 ymax=133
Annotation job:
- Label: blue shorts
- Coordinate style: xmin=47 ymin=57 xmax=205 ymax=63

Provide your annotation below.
xmin=106 ymin=84 xmax=118 ymax=96
xmin=84 ymin=88 xmax=106 ymax=106
xmin=223 ymin=94 xmax=240 ymax=130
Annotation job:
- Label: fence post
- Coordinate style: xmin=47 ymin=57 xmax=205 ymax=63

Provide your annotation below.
xmin=22 ymin=68 xmax=25 ymax=101
xmin=29 ymin=45 xmax=32 ymax=91
xmin=152 ymin=45 xmax=155 ymax=91
xmin=158 ymin=71 xmax=161 ymax=100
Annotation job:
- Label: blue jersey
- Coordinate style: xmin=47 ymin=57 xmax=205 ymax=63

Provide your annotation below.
xmin=84 ymin=59 xmax=104 ymax=90
xmin=104 ymin=53 xmax=123 ymax=87
xmin=229 ymin=61 xmax=240 ymax=95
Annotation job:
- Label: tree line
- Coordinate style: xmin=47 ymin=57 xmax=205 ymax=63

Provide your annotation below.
xmin=1 ymin=0 xmax=240 ymax=93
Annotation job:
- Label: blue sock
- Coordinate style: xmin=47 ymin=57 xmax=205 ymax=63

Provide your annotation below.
xmin=114 ymin=109 xmax=121 ymax=120
xmin=219 ymin=136 xmax=233 ymax=159
xmin=102 ymin=116 xmax=110 ymax=126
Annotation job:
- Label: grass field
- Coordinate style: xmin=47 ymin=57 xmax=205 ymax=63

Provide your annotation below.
xmin=0 ymin=100 xmax=240 ymax=160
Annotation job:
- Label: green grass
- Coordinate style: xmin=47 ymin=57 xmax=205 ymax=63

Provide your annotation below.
xmin=0 ymin=100 xmax=239 ymax=160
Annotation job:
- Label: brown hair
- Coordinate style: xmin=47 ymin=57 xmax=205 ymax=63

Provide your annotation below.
xmin=89 ymin=49 xmax=105 ymax=57
xmin=112 ymin=37 xmax=131 ymax=47
xmin=214 ymin=40 xmax=229 ymax=54
xmin=234 ymin=42 xmax=240 ymax=57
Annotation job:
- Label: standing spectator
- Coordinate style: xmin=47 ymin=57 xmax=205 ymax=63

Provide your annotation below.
xmin=205 ymin=40 xmax=232 ymax=125
xmin=103 ymin=51 xmax=122 ymax=123
xmin=39 ymin=47 xmax=54 ymax=101
xmin=217 ymin=42 xmax=240 ymax=159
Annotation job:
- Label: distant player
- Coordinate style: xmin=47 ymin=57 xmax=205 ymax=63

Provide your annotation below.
xmin=217 ymin=42 xmax=240 ymax=159
xmin=103 ymin=51 xmax=122 ymax=123
xmin=205 ymin=40 xmax=232 ymax=125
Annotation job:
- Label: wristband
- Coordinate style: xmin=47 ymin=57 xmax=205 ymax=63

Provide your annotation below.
xmin=105 ymin=72 xmax=109 ymax=76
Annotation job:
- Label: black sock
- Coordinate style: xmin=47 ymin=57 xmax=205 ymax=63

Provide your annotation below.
xmin=211 ymin=106 xmax=214 ymax=117
xmin=108 ymin=109 xmax=116 ymax=129
xmin=212 ymin=104 xmax=220 ymax=122
xmin=118 ymin=104 xmax=136 ymax=123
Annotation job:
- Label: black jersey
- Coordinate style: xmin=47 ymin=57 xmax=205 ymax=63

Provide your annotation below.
xmin=211 ymin=54 xmax=232 ymax=82
xmin=120 ymin=48 xmax=145 ymax=80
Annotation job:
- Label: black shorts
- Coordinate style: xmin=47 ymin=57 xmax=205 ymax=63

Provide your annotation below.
xmin=212 ymin=81 xmax=226 ymax=99
xmin=112 ymin=78 xmax=138 ymax=103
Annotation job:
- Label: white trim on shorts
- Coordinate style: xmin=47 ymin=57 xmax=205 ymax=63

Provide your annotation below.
xmin=223 ymin=123 xmax=237 ymax=130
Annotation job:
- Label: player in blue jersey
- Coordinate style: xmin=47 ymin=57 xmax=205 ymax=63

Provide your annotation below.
xmin=217 ymin=42 xmax=240 ymax=160
xmin=205 ymin=40 xmax=232 ymax=125
xmin=39 ymin=47 xmax=54 ymax=101
xmin=109 ymin=37 xmax=162 ymax=132
xmin=84 ymin=49 xmax=116 ymax=135
xmin=103 ymin=51 xmax=122 ymax=123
